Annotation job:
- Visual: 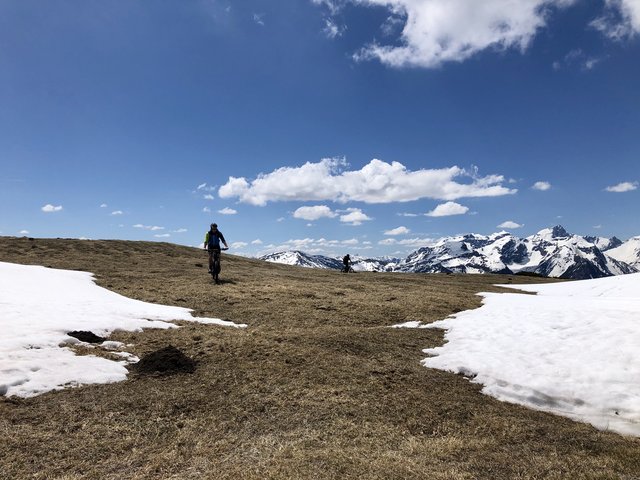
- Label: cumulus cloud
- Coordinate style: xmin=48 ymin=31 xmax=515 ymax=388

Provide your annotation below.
xmin=19 ymin=230 xmax=29 ymax=235
xmin=340 ymin=208 xmax=372 ymax=225
xmin=532 ymin=181 xmax=552 ymax=191
xmin=498 ymin=220 xmax=524 ymax=229
xmin=605 ymin=181 xmax=638 ymax=192
xmin=204 ymin=194 xmax=215 ymax=200
xmin=232 ymin=241 xmax=249 ymax=248
xmin=219 ymin=158 xmax=515 ymax=206
xmin=384 ymin=226 xmax=410 ymax=236
xmin=133 ymin=224 xmax=165 ymax=231
xmin=251 ymin=239 xmax=263 ymax=245
xmin=218 ymin=207 xmax=238 ymax=215
xmin=346 ymin=0 xmax=577 ymax=68
xmin=110 ymin=210 xmax=123 ymax=216
xmin=41 ymin=204 xmax=63 ymax=213
xmin=293 ymin=205 xmax=337 ymax=221
xmin=425 ymin=201 xmax=469 ymax=217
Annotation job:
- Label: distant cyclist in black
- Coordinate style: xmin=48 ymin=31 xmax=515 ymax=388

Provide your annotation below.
xmin=342 ymin=254 xmax=352 ymax=273
xmin=204 ymin=223 xmax=229 ymax=273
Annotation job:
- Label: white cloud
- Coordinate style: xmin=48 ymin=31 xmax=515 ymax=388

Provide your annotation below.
xmin=384 ymin=226 xmax=410 ymax=236
xmin=219 ymin=158 xmax=515 ymax=206
xmin=342 ymin=238 xmax=359 ymax=245
xmin=197 ymin=183 xmax=207 ymax=190
xmin=41 ymin=204 xmax=63 ymax=213
xmin=19 ymin=230 xmax=29 ymax=235
xmin=154 ymin=234 xmax=171 ymax=238
xmin=323 ymin=18 xmax=346 ymax=38
xmin=379 ymin=238 xmax=397 ymax=245
xmin=398 ymin=212 xmax=419 ymax=217
xmin=532 ymin=181 xmax=552 ymax=191
xmin=591 ymin=0 xmax=640 ymax=39
xmin=276 ymin=217 xmax=285 ymax=222
xmin=340 ymin=208 xmax=372 ymax=226
xmin=426 ymin=201 xmax=469 ymax=217
xmin=203 ymin=207 xmax=211 ymax=213
xmin=397 ymin=237 xmax=437 ymax=247
xmin=253 ymin=13 xmax=265 ymax=26
xmin=293 ymin=205 xmax=337 ymax=221
xmin=498 ymin=220 xmax=524 ymax=229
xmin=593 ymin=224 xmax=603 ymax=229
xmin=133 ymin=224 xmax=165 ymax=231
xmin=232 ymin=241 xmax=249 ymax=248
xmin=204 ymin=194 xmax=215 ymax=200
xmin=346 ymin=0 xmax=577 ymax=68
xmin=218 ymin=207 xmax=238 ymax=215
xmin=110 ymin=210 xmax=123 ymax=216
xmin=100 ymin=203 xmax=108 ymax=208
xmin=173 ymin=228 xmax=188 ymax=233
xmin=251 ymin=239 xmax=263 ymax=245
xmin=605 ymin=181 xmax=638 ymax=192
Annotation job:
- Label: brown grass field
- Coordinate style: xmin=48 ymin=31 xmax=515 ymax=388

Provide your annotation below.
xmin=1 ymin=237 xmax=639 ymax=479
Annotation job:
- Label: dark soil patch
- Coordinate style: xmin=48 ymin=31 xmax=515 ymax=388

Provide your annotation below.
xmin=67 ymin=330 xmax=106 ymax=343
xmin=133 ymin=346 xmax=196 ymax=375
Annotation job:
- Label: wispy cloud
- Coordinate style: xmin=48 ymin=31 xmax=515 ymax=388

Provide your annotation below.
xmin=41 ymin=204 xmax=63 ymax=213
xmin=591 ymin=0 xmax=640 ymax=40
xmin=203 ymin=207 xmax=211 ymax=213
xmin=253 ymin=13 xmax=265 ymax=26
xmin=154 ymin=233 xmax=170 ymax=238
xmin=100 ymin=203 xmax=108 ymax=208
xmin=425 ymin=202 xmax=469 ymax=217
xmin=553 ymin=49 xmax=604 ymax=71
xmin=133 ymin=224 xmax=165 ymax=231
xmin=322 ymin=18 xmax=346 ymax=39
xmin=203 ymin=194 xmax=215 ymax=200
xmin=110 ymin=210 xmax=123 ymax=216
xmin=219 ymin=158 xmax=515 ymax=206
xmin=173 ymin=228 xmax=188 ymax=233
xmin=605 ymin=181 xmax=638 ymax=192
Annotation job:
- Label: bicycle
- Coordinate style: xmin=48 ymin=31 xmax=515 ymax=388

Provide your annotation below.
xmin=209 ymin=247 xmax=229 ymax=284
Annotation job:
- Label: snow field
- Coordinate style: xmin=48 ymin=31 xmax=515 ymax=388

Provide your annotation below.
xmin=0 ymin=262 xmax=246 ymax=397
xmin=400 ymin=273 xmax=640 ymax=436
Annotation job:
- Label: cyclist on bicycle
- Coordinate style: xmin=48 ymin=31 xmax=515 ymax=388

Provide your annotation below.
xmin=342 ymin=254 xmax=352 ymax=273
xmin=204 ymin=223 xmax=229 ymax=273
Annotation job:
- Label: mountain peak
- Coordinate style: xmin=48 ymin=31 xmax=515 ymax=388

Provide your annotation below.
xmin=551 ymin=225 xmax=569 ymax=238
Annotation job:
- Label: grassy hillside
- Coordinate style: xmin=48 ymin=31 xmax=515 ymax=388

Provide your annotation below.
xmin=1 ymin=237 xmax=638 ymax=479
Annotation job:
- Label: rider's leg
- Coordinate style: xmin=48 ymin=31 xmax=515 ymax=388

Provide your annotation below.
xmin=208 ymin=250 xmax=214 ymax=272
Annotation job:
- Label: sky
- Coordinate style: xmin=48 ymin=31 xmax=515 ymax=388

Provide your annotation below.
xmin=1 ymin=0 xmax=639 ymax=258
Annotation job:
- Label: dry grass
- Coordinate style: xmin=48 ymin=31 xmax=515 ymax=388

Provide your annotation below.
xmin=1 ymin=236 xmax=638 ymax=480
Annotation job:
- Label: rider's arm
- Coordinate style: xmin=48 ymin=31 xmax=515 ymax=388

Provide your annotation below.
xmin=219 ymin=232 xmax=229 ymax=248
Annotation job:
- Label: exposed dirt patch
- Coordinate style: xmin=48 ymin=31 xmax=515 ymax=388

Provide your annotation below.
xmin=133 ymin=346 xmax=196 ymax=375
xmin=67 ymin=330 xmax=106 ymax=344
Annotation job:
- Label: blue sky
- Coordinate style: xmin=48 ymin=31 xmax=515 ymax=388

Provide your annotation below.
xmin=1 ymin=0 xmax=639 ymax=257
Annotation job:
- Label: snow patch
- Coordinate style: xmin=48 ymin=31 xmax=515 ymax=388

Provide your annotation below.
xmin=0 ymin=262 xmax=246 ymax=397
xmin=423 ymin=273 xmax=640 ymax=437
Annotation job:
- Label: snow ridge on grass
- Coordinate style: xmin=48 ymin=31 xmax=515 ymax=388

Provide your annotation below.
xmin=0 ymin=262 xmax=246 ymax=397
xmin=411 ymin=273 xmax=640 ymax=437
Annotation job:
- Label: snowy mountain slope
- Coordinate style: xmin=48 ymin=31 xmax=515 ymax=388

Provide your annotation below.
xmin=259 ymin=226 xmax=638 ymax=280
xmin=607 ymin=237 xmax=640 ymax=269
xmin=260 ymin=250 xmax=343 ymax=270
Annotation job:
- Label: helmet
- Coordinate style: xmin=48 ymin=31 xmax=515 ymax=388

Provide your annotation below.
xmin=211 ymin=223 xmax=218 ymax=228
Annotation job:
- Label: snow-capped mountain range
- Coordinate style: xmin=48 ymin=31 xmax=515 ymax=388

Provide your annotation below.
xmin=259 ymin=226 xmax=640 ymax=280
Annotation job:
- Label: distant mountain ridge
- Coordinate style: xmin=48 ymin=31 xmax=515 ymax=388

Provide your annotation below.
xmin=259 ymin=226 xmax=640 ymax=280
